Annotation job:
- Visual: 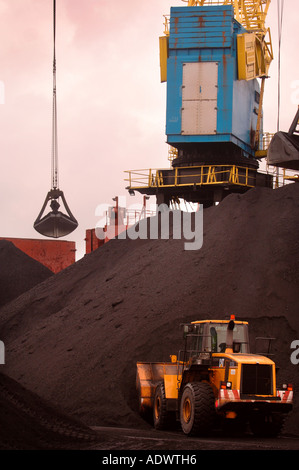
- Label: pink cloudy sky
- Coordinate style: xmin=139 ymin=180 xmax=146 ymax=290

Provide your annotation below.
xmin=0 ymin=0 xmax=298 ymax=259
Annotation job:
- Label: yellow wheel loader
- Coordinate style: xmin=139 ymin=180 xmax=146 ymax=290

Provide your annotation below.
xmin=136 ymin=317 xmax=293 ymax=437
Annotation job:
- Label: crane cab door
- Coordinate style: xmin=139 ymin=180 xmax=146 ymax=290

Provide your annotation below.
xmin=181 ymin=62 xmax=218 ymax=136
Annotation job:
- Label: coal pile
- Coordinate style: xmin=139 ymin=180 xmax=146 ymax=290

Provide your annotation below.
xmin=0 ymin=372 xmax=99 ymax=449
xmin=0 ymin=183 xmax=299 ymax=436
xmin=0 ymin=240 xmax=53 ymax=308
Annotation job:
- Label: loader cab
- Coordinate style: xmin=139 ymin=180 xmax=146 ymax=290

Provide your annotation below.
xmin=183 ymin=320 xmax=250 ymax=363
xmin=204 ymin=321 xmax=250 ymax=354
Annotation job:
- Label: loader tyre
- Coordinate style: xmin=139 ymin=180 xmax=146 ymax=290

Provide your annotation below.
xmin=153 ymin=382 xmax=173 ymax=430
xmin=180 ymin=382 xmax=215 ymax=436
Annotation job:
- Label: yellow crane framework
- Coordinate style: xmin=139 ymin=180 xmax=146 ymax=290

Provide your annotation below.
xmin=183 ymin=0 xmax=270 ymax=31
xmin=177 ymin=0 xmax=273 ymax=80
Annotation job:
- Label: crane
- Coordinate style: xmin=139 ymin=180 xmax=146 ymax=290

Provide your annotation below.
xmin=167 ymin=0 xmax=273 ymax=147
xmin=126 ymin=0 xmax=275 ymax=207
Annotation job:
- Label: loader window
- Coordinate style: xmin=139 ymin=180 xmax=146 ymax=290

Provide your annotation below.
xmin=189 ymin=324 xmax=205 ymax=354
xmin=205 ymin=323 xmax=249 ymax=353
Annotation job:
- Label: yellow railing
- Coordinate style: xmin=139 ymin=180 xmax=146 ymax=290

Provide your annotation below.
xmin=261 ymin=132 xmax=275 ymax=151
xmin=163 ymin=15 xmax=170 ymax=36
xmin=255 ymin=132 xmax=275 ymax=158
xmin=168 ymin=146 xmax=178 ymax=162
xmin=125 ymin=165 xmax=256 ymax=190
xmin=266 ymin=165 xmax=299 ymax=188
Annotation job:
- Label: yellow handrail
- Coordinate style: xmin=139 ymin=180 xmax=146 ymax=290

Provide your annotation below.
xmin=125 ymin=164 xmax=256 ymax=189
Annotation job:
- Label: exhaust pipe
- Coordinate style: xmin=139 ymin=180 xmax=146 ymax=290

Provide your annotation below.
xmin=225 ymin=319 xmax=235 ymax=354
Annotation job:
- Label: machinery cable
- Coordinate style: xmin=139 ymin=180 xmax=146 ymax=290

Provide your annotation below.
xmin=33 ymin=0 xmax=78 ymax=237
xmin=51 ymin=0 xmax=59 ymax=190
xmin=277 ymin=0 xmax=284 ymax=132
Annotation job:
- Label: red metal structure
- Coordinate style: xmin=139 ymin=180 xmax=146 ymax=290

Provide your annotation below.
xmin=0 ymin=238 xmax=76 ymax=273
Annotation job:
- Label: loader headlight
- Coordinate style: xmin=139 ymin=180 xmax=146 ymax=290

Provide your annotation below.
xmin=282 ymin=383 xmax=293 ymax=391
xmin=192 ymin=357 xmax=202 ymax=365
xmin=221 ymin=381 xmax=232 ymax=390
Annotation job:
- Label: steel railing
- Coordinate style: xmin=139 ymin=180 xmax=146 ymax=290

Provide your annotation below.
xmin=125 ymin=164 xmax=257 ymax=190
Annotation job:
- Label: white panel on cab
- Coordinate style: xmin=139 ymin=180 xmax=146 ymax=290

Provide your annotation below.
xmin=181 ymin=62 xmax=218 ymax=135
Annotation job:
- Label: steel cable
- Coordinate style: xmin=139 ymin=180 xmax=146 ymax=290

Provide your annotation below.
xmin=277 ymin=0 xmax=284 ymax=132
xmin=51 ymin=0 xmax=59 ymax=190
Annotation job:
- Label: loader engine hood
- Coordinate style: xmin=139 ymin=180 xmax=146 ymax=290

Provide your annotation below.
xmin=214 ymin=352 xmax=275 ymax=366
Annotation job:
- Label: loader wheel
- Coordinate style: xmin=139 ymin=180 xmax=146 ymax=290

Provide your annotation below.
xmin=180 ymin=382 xmax=216 ymax=436
xmin=153 ymin=382 xmax=174 ymax=430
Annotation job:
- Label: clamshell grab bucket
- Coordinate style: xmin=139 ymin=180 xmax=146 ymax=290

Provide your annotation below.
xmin=33 ymin=2 xmax=78 ymax=239
xmin=34 ymin=189 xmax=78 ymax=238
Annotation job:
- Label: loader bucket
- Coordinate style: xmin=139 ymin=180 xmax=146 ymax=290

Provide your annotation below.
xmin=267 ymin=131 xmax=299 ymax=171
xmin=136 ymin=361 xmax=178 ymax=416
xmin=136 ymin=362 xmax=165 ymax=415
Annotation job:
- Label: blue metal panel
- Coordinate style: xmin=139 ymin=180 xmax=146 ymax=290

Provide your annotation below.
xmin=232 ymin=79 xmax=260 ymax=149
xmin=169 ymin=6 xmax=233 ymax=49
xmin=165 ymin=5 xmax=260 ymax=158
